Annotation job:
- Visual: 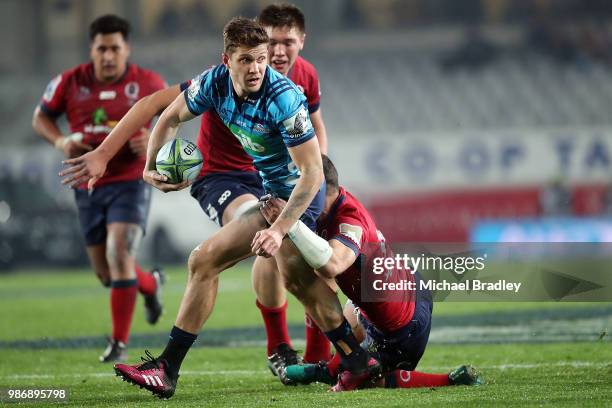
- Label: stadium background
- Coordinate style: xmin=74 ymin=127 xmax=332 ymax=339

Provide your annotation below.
xmin=0 ymin=1 xmax=610 ymax=406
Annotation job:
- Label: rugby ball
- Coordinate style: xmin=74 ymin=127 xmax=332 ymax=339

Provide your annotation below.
xmin=155 ymin=138 xmax=203 ymax=184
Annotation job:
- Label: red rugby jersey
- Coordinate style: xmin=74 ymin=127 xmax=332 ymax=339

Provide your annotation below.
xmin=39 ymin=62 xmax=166 ymax=188
xmin=317 ymin=187 xmax=416 ymax=333
xmin=189 ymin=56 xmax=322 ymax=177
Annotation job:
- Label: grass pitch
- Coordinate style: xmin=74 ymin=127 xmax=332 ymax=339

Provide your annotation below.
xmin=0 ymin=264 xmax=610 ymax=407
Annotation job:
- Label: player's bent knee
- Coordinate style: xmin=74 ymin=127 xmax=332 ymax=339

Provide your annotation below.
xmin=188 ymin=241 xmax=222 ymax=281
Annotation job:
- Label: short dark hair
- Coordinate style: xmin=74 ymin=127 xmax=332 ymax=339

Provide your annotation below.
xmin=257 ymin=3 xmax=305 ymax=33
xmin=322 ymin=154 xmax=339 ymax=192
xmin=223 ymin=17 xmax=269 ymax=54
xmin=89 ymin=14 xmax=130 ymax=41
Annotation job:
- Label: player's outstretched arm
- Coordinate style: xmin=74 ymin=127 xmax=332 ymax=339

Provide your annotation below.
xmin=59 ymin=85 xmax=182 ymax=189
xmin=143 ymin=92 xmax=195 ymax=193
xmin=260 ymin=197 xmax=356 ymax=278
xmin=310 ymin=109 xmax=328 ymax=155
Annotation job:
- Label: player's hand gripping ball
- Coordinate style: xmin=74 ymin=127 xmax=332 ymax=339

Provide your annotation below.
xmin=155 ymin=138 xmax=203 ymax=184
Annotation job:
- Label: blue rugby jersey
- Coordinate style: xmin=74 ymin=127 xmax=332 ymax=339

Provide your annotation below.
xmin=184 ymin=64 xmax=315 ymax=198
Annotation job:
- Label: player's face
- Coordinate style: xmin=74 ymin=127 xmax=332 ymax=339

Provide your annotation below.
xmin=265 ymin=25 xmax=304 ymax=76
xmin=90 ymin=33 xmax=130 ymax=83
xmin=224 ymin=44 xmax=268 ymax=98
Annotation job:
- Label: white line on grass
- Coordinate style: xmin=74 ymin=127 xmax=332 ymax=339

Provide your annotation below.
xmin=2 ymin=361 xmax=609 ymax=380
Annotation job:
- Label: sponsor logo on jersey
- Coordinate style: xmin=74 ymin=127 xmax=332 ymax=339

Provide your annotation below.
xmin=282 ymin=106 xmax=311 ymax=138
xmin=43 ymin=74 xmax=62 ymax=102
xmin=83 ymin=108 xmax=117 ymax=134
xmin=99 ymin=90 xmax=116 ymax=100
xmin=124 ymin=81 xmax=140 ymax=99
xmin=339 ymin=223 xmax=363 ymax=248
xmin=92 ymin=108 xmax=108 ymax=125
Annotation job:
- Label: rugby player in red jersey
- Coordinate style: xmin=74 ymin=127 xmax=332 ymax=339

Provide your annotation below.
xmin=59 ymin=5 xmax=332 ymax=381
xmin=260 ymin=155 xmax=483 ymax=391
xmin=32 ymin=15 xmax=167 ymax=363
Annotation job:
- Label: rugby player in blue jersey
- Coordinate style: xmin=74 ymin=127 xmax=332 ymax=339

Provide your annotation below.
xmin=113 ymin=17 xmax=378 ymax=398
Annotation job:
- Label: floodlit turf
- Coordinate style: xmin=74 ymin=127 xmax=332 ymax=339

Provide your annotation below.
xmin=0 ymin=264 xmax=610 ymax=407
xmin=1 ymin=344 xmax=610 ymax=407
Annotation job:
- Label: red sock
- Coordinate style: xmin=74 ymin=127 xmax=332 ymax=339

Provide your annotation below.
xmin=135 ymin=264 xmax=157 ymax=296
xmin=389 ymin=370 xmax=451 ymax=388
xmin=303 ymin=314 xmax=332 ymax=363
xmin=110 ymin=280 xmax=138 ymax=344
xmin=256 ymin=300 xmax=292 ymax=356
xmin=326 ymin=352 xmax=342 ymax=377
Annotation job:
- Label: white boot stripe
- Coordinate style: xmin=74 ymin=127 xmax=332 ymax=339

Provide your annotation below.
xmin=155 ymin=375 xmax=163 ymax=387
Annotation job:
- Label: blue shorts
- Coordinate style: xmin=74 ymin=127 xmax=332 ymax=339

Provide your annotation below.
xmin=358 ymin=273 xmax=433 ymax=373
xmin=190 ymin=171 xmax=265 ymax=227
xmin=74 ymin=180 xmax=152 ymax=246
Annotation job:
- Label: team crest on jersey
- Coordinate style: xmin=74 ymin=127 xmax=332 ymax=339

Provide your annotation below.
xmin=124 ymin=82 xmax=140 ymax=99
xmin=339 ymin=223 xmax=363 ymax=248
xmin=43 ymin=75 xmax=62 ymax=102
xmin=282 ymin=106 xmax=311 ymax=138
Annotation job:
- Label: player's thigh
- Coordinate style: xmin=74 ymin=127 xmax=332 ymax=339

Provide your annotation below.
xmin=223 ymin=193 xmax=259 ymax=225
xmin=190 ymin=171 xmax=264 ymax=227
xmin=274 ymin=239 xmax=319 ymax=293
xmin=190 ymin=204 xmax=267 ymax=273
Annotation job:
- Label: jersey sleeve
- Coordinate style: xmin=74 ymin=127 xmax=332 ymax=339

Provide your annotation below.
xmin=183 ymin=67 xmax=215 ymax=116
xmin=179 ymin=80 xmax=191 ymax=92
xmin=39 ymin=73 xmax=68 ymax=118
xmin=330 ymin=212 xmax=367 ymax=256
xmin=271 ymin=89 xmax=316 ymax=148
